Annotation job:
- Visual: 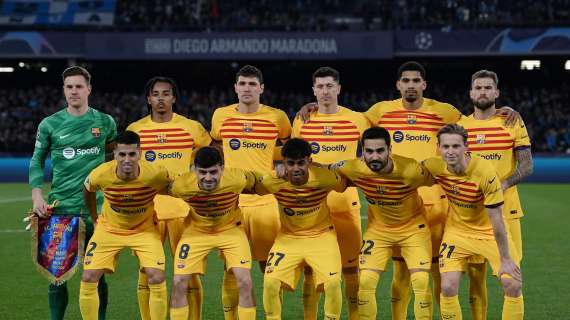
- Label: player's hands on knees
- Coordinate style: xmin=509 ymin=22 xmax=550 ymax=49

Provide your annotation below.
xmin=499 ymin=258 xmax=522 ymax=282
xmin=296 ymin=102 xmax=318 ymax=123
xmin=496 ymin=106 xmax=522 ymax=127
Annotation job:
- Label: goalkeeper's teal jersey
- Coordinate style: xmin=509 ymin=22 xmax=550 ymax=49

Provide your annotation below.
xmin=29 ymin=107 xmax=117 ymax=215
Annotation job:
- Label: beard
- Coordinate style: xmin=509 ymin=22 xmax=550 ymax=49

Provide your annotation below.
xmin=472 ymin=98 xmax=495 ymax=110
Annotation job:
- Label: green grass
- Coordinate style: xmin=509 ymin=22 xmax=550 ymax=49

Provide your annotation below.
xmin=1 ymin=183 xmax=569 ymax=319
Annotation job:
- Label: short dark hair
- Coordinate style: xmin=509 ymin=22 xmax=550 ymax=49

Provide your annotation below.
xmin=437 ymin=124 xmax=468 ymax=144
xmin=281 ymin=138 xmax=312 ymax=160
xmin=62 ymin=66 xmax=91 ymax=85
xmin=471 ymin=69 xmax=499 ymax=88
xmin=312 ymin=66 xmax=340 ymax=84
xmin=397 ymin=61 xmax=426 ymax=81
xmin=235 ymin=65 xmax=263 ymax=84
xmin=144 ymin=76 xmax=178 ymax=112
xmin=115 ymin=131 xmax=140 ymax=146
xmin=361 ymin=127 xmax=391 ymax=148
xmin=194 ymin=147 xmax=223 ymax=168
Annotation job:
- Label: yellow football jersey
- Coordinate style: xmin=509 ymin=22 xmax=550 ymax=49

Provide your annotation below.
xmin=84 ymin=160 xmax=170 ymax=235
xmin=336 ymin=155 xmax=431 ymax=230
xmin=210 ymin=104 xmax=292 ymax=206
xmin=170 ymin=168 xmax=256 ymax=233
xmin=127 ymin=113 xmax=212 ymax=219
xmin=423 ymin=156 xmax=504 ymax=239
xmin=256 ymin=166 xmax=345 ymax=237
xmin=459 ymin=115 xmax=531 ymax=219
xmin=292 ymin=106 xmax=369 ymax=213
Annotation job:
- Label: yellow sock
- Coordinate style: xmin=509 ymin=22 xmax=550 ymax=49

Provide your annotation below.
xmin=79 ymin=281 xmax=99 ymax=320
xmin=170 ymin=306 xmax=189 ymax=320
xmin=468 ymin=263 xmax=488 ymax=320
xmin=440 ymin=295 xmax=462 ymax=320
xmin=323 ymin=279 xmax=342 ymax=320
xmin=187 ymin=275 xmax=203 ymax=320
xmin=410 ymin=272 xmax=432 ymax=320
xmin=302 ymin=271 xmax=321 ymax=320
xmin=148 ymin=282 xmax=167 ymax=320
xmin=222 ymin=270 xmax=239 ymax=320
xmin=263 ymin=277 xmax=282 ymax=320
xmin=391 ymin=259 xmax=411 ymax=320
xmin=344 ymin=271 xmax=359 ymax=320
xmin=237 ymin=306 xmax=256 ymax=320
xmin=502 ymin=295 xmax=524 ymax=320
xmin=137 ymin=271 xmax=151 ymax=320
xmin=358 ymin=270 xmax=379 ymax=320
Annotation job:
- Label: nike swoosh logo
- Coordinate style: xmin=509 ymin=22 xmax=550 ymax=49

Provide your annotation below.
xmin=348 ymin=258 xmax=358 ymax=263
xmin=59 ymin=134 xmax=71 ymax=139
xmin=488 ymin=177 xmax=496 ymax=184
xmin=240 ymin=260 xmax=250 ymax=264
xmin=329 ymin=272 xmax=338 ymax=276
xmin=157 ymin=262 xmax=165 ymax=265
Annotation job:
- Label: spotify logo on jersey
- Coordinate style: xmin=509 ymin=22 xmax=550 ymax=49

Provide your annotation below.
xmin=62 ymin=147 xmax=76 ymax=159
xmin=229 ymin=139 xmax=241 ymax=150
xmin=393 ymin=131 xmax=404 ymax=143
xmin=145 ymin=151 xmax=156 ymax=162
xmin=310 ymin=142 xmax=320 ymax=154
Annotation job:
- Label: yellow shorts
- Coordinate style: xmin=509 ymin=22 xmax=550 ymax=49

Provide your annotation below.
xmin=361 ymin=216 xmax=432 ymax=271
xmin=467 ymin=218 xmax=522 ymax=265
xmin=156 ymin=217 xmax=187 ymax=256
xmin=330 ymin=208 xmax=362 ymax=268
xmin=174 ymin=224 xmax=251 ymax=275
xmin=83 ymin=226 xmax=165 ymax=272
xmin=241 ymin=198 xmax=280 ymax=261
xmin=439 ymin=229 xmax=520 ymax=276
xmin=265 ymin=231 xmax=342 ymax=290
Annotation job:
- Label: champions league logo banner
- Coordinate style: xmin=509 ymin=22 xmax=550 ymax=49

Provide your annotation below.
xmin=31 ymin=215 xmax=85 ymax=285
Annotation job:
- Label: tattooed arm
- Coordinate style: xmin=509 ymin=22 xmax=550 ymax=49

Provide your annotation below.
xmin=502 ymin=147 xmax=534 ymax=190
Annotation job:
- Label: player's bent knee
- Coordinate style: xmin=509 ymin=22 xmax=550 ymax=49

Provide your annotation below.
xmin=145 ymin=268 xmax=165 ymax=284
xmin=410 ymin=270 xmax=430 ymax=292
xmin=440 ymin=279 xmax=459 ymax=297
xmin=82 ymin=269 xmax=103 ymax=283
xmin=359 ymin=270 xmax=380 ymax=291
xmin=501 ymin=277 xmax=522 ymax=297
xmin=263 ymin=277 xmax=282 ymax=296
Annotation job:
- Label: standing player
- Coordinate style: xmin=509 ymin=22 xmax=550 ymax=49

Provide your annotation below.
xmin=292 ymin=67 xmax=369 ymax=319
xmin=335 ymin=127 xmax=433 ymax=319
xmin=423 ymin=124 xmax=523 ymax=320
xmin=210 ymin=65 xmax=291 ymax=319
xmin=256 ymin=138 xmax=345 ymax=320
xmin=458 ymin=70 xmax=533 ymax=319
xmin=29 ymin=66 xmax=116 ymax=320
xmin=127 ymin=77 xmax=211 ymax=320
xmin=80 ymin=131 xmax=169 ymax=320
xmin=169 ymin=147 xmax=257 ymax=320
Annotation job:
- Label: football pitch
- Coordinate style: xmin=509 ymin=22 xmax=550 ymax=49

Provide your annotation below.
xmin=1 ymin=183 xmax=568 ymax=319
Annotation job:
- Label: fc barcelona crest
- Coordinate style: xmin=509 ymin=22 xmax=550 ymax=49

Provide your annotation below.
xmin=122 ymin=194 xmax=134 ymax=202
xmin=450 ymin=185 xmax=460 ymax=195
xmin=296 ymin=197 xmax=307 ymax=204
xmin=475 ymin=134 xmax=486 ymax=144
xmin=91 ymin=127 xmax=100 ymax=138
xmin=407 ymin=114 xmax=417 ymax=125
xmin=323 ymin=126 xmax=334 ymax=136
xmin=243 ymin=122 xmax=253 ymax=133
xmin=156 ymin=133 xmax=167 ymax=144
xmin=376 ymin=186 xmax=386 ymax=195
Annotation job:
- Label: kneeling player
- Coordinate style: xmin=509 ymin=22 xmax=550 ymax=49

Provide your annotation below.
xmin=169 ymin=147 xmax=257 ymax=320
xmin=424 ymin=124 xmax=523 ymax=320
xmin=80 ymin=131 xmax=169 ymax=320
xmin=335 ymin=127 xmax=433 ymax=319
xmin=256 ymin=138 xmax=346 ymax=320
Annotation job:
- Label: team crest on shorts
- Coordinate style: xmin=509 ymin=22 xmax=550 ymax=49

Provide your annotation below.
xmin=359 ymin=256 xmax=366 ymax=265
xmin=323 ymin=126 xmax=334 ymax=135
xmin=156 ymin=133 xmax=167 ymax=144
xmin=243 ymin=122 xmax=253 ymax=133
xmin=177 ymin=260 xmax=186 ymax=269
xmin=475 ymin=134 xmax=486 ymax=144
xmin=91 ymin=127 xmax=100 ymax=138
xmin=407 ymin=114 xmax=417 ymax=125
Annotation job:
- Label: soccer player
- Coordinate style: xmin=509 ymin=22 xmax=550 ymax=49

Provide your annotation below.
xmin=80 ymin=131 xmax=170 ymax=320
xmin=423 ymin=124 xmax=523 ymax=320
xmin=256 ymin=138 xmax=345 ymax=320
xmin=291 ymin=67 xmax=369 ymax=319
xmin=29 ymin=66 xmax=116 ymax=320
xmin=127 ymin=76 xmax=211 ymax=320
xmin=334 ymin=127 xmax=433 ymax=319
xmin=169 ymin=147 xmax=257 ymax=320
xmin=458 ymin=70 xmax=533 ymax=319
xmin=210 ymin=65 xmax=291 ymax=319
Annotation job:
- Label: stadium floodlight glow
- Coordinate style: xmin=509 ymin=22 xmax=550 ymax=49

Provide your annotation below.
xmin=41 ymin=67 xmax=48 ymax=72
xmin=18 ymin=62 xmax=25 ymax=68
xmin=565 ymin=60 xmax=570 ymax=70
xmin=0 ymin=67 xmax=14 ymax=72
xmin=520 ymin=60 xmax=541 ymax=70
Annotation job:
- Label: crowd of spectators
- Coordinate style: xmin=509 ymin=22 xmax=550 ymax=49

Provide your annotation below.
xmin=1 ymin=83 xmax=568 ymax=154
xmin=113 ymin=0 xmax=570 ymax=31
